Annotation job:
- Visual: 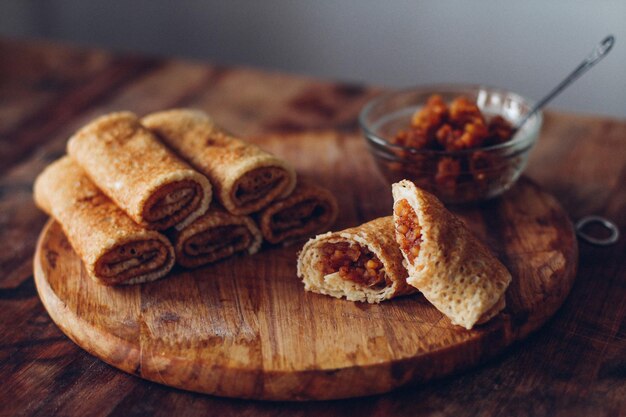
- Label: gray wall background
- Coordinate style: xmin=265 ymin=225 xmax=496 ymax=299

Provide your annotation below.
xmin=2 ymin=0 xmax=625 ymax=118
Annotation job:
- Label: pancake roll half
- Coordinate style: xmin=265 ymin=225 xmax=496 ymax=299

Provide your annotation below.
xmin=141 ymin=109 xmax=297 ymax=216
xmin=172 ymin=206 xmax=262 ymax=268
xmin=392 ymin=180 xmax=511 ymax=329
xmin=297 ymin=217 xmax=415 ymax=303
xmin=67 ymin=112 xmax=212 ymax=231
xmin=257 ymin=180 xmax=338 ymax=245
xmin=34 ymin=157 xmax=175 ymax=285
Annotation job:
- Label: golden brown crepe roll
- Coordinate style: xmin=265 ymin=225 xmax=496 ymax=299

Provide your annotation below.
xmin=297 ymin=217 xmax=415 ymax=303
xmin=34 ymin=157 xmax=175 ymax=285
xmin=67 ymin=112 xmax=211 ymax=231
xmin=258 ymin=181 xmax=338 ymax=245
xmin=392 ymin=180 xmax=511 ymax=329
xmin=172 ymin=206 xmax=262 ymax=268
xmin=141 ymin=109 xmax=296 ymax=216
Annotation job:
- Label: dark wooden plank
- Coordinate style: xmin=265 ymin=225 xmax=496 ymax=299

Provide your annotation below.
xmin=0 ymin=38 xmax=164 ymax=174
xmin=0 ymin=37 xmax=625 ymax=416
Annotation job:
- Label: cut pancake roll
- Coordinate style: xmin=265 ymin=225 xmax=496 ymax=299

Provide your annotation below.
xmin=141 ymin=109 xmax=297 ymax=216
xmin=171 ymin=206 xmax=262 ymax=268
xmin=34 ymin=157 xmax=175 ymax=285
xmin=67 ymin=111 xmax=211 ymax=231
xmin=297 ymin=217 xmax=415 ymax=303
xmin=391 ymin=180 xmax=512 ymax=329
xmin=257 ymin=180 xmax=338 ymax=245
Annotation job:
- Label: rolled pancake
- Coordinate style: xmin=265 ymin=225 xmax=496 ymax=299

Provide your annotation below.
xmin=172 ymin=206 xmax=262 ymax=268
xmin=67 ymin=112 xmax=211 ymax=231
xmin=141 ymin=109 xmax=296 ymax=216
xmin=34 ymin=157 xmax=175 ymax=285
xmin=258 ymin=181 xmax=338 ymax=245
xmin=297 ymin=217 xmax=415 ymax=303
xmin=392 ymin=180 xmax=511 ymax=329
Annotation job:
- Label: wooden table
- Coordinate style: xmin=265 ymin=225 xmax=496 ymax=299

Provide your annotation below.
xmin=1 ymin=38 xmax=625 ymax=416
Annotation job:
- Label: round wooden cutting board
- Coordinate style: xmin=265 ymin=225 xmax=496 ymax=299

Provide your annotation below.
xmin=33 ymin=132 xmax=578 ymax=401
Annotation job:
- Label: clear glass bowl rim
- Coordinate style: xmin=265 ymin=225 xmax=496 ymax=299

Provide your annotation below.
xmin=359 ymin=83 xmax=542 ymax=156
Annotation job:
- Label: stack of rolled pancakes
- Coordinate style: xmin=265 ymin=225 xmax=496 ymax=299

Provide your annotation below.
xmin=34 ymin=110 xmax=338 ymax=285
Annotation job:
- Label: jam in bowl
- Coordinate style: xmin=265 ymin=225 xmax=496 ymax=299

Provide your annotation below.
xmin=359 ymin=85 xmax=542 ymax=203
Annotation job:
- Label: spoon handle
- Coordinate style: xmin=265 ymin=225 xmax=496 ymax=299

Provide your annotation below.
xmin=516 ymin=35 xmax=615 ymax=130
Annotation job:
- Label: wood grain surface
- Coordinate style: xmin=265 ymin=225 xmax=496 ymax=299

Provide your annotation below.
xmin=1 ymin=38 xmax=625 ymax=415
xmin=32 ymin=129 xmax=577 ymax=400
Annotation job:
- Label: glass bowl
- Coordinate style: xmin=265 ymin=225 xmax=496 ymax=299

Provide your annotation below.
xmin=359 ymin=85 xmax=542 ymax=204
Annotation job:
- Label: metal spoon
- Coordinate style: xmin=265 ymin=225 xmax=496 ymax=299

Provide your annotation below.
xmin=514 ymin=35 xmax=615 ymax=131
xmin=515 ymin=35 xmax=619 ymax=246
